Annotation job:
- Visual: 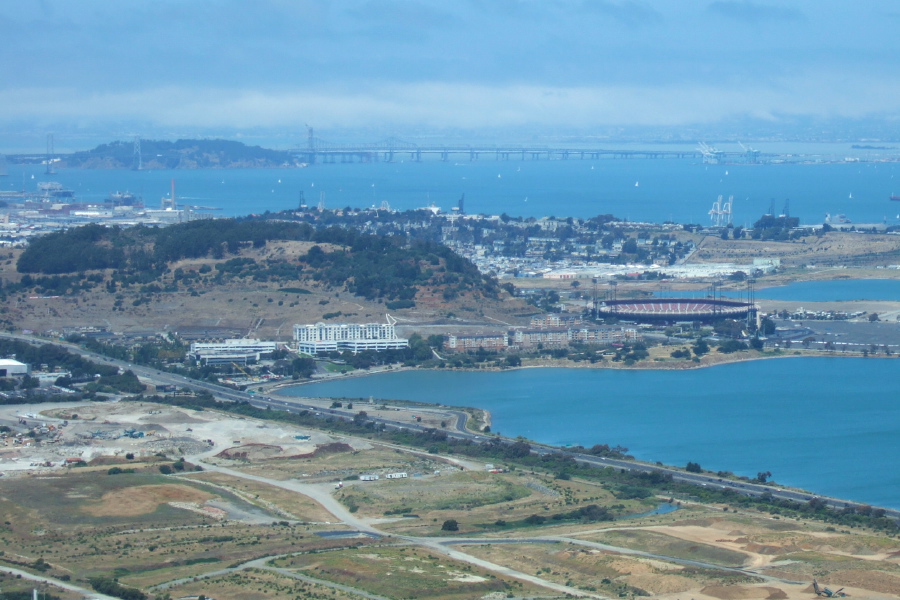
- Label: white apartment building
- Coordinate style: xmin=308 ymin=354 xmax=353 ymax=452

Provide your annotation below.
xmin=293 ymin=321 xmax=409 ymax=355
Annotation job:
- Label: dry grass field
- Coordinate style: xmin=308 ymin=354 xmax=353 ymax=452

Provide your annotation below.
xmin=2 ymin=400 xmax=900 ymax=600
xmin=691 ymin=232 xmax=900 ymax=267
xmin=268 ymin=546 xmax=547 ymax=600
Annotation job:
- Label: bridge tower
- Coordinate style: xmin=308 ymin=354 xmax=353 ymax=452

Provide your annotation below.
xmin=306 ymin=125 xmax=317 ymax=164
xmin=45 ymin=133 xmax=56 ymax=175
xmin=132 ymin=136 xmax=142 ymax=171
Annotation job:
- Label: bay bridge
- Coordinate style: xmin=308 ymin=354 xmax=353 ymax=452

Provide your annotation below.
xmin=295 ymin=132 xmax=760 ymax=165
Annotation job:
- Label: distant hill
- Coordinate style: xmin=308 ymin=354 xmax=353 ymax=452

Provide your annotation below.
xmin=63 ymin=139 xmax=301 ymax=169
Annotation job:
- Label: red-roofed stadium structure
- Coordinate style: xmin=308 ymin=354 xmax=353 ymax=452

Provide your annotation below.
xmin=597 ymin=298 xmax=756 ymax=323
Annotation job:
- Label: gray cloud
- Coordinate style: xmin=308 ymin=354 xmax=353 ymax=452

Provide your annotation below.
xmin=0 ymin=0 xmax=897 ymax=141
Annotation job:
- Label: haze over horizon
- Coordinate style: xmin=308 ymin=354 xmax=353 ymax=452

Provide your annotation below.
xmin=3 ymin=1 xmax=900 ymax=152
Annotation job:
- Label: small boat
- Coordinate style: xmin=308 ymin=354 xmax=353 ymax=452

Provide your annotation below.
xmin=891 ymin=195 xmax=900 ymax=201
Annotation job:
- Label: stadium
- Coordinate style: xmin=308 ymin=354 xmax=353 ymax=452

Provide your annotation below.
xmin=596 ymin=298 xmax=756 ymax=323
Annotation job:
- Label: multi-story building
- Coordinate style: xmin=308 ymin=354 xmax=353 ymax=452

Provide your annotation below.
xmin=293 ymin=320 xmax=409 ymax=355
xmin=530 ymin=314 xmax=584 ymax=328
xmin=190 ymin=339 xmax=279 ymax=365
xmin=445 ymin=333 xmax=509 ymax=352
xmin=511 ymin=326 xmax=640 ymax=350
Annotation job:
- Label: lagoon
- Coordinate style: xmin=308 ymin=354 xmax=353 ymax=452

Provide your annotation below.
xmin=282 ymin=358 xmax=900 ymax=509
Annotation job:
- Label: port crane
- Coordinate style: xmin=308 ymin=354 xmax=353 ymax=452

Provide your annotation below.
xmin=738 ymin=141 xmax=761 ymax=163
xmin=813 ymin=579 xmax=847 ymax=597
xmin=698 ymin=142 xmax=725 ymax=164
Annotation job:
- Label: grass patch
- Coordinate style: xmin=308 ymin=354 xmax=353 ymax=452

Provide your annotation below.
xmin=587 ymin=529 xmax=750 ymax=567
xmin=271 ymin=546 xmax=538 ymax=600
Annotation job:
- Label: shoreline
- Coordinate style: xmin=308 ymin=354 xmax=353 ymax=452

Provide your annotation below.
xmin=267 ymin=359 xmax=900 ymax=513
xmin=271 ymin=348 xmax=896 ymax=391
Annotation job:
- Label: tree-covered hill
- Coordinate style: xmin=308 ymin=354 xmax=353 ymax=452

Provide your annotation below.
xmin=14 ymin=219 xmax=503 ymax=307
xmin=64 ymin=139 xmax=299 ymax=169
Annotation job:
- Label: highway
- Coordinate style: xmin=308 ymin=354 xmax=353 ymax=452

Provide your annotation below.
xmin=5 ymin=332 xmax=898 ymax=523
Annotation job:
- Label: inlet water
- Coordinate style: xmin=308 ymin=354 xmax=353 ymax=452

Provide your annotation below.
xmin=282 ymin=358 xmax=900 ymax=509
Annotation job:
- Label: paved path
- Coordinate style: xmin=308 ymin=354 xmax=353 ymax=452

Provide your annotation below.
xmin=0 ymin=565 xmax=120 ymax=600
xmin=180 ymin=453 xmax=607 ymax=598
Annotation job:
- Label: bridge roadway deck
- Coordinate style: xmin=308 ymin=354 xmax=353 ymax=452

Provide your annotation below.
xmin=300 ymin=146 xmax=714 ymax=162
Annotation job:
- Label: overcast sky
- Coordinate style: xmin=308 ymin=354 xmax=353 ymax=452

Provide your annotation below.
xmin=2 ymin=0 xmax=900 ymax=146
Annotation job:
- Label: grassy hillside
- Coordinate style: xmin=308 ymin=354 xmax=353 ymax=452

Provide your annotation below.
xmin=2 ymin=219 xmax=526 ymax=337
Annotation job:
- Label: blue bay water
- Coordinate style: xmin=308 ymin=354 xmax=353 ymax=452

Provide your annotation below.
xmin=282 ymin=359 xmax=900 ymax=509
xmin=654 ymin=279 xmax=900 ymax=302
xmin=755 ymin=279 xmax=900 ymax=301
xmin=6 ymin=157 xmax=900 ymax=226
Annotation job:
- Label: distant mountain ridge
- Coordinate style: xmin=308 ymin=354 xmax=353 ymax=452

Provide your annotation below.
xmin=62 ymin=139 xmax=301 ymax=169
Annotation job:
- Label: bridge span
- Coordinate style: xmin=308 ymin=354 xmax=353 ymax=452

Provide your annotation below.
xmin=296 ymin=143 xmax=712 ymax=164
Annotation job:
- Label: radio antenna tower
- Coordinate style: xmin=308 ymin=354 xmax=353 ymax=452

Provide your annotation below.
xmin=317 ymin=191 xmax=326 ymax=211
xmin=132 ymin=136 xmax=142 ymax=171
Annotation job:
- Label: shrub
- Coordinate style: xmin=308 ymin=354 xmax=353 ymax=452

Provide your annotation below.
xmin=441 ymin=519 xmax=459 ymax=531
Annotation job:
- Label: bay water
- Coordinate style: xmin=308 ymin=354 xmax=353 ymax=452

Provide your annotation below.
xmin=7 ymin=156 xmax=900 ymax=226
xmin=282 ymin=358 xmax=900 ymax=509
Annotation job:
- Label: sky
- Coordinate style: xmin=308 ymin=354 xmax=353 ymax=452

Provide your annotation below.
xmin=2 ymin=0 xmax=900 ymax=149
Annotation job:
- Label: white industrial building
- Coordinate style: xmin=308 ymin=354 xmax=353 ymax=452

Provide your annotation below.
xmin=190 ymin=339 xmax=279 ymax=366
xmin=293 ymin=317 xmax=408 ymax=355
xmin=0 ymin=359 xmax=29 ymax=377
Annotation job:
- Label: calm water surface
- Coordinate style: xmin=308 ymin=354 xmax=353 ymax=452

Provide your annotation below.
xmin=8 ymin=157 xmax=900 ymax=225
xmin=282 ymin=358 xmax=900 ymax=509
xmin=755 ymin=279 xmax=900 ymax=301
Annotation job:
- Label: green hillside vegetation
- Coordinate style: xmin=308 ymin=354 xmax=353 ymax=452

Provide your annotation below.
xmin=13 ymin=220 xmax=503 ymax=308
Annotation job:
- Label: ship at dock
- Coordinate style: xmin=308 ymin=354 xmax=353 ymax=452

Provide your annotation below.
xmin=105 ymin=190 xmax=143 ymax=207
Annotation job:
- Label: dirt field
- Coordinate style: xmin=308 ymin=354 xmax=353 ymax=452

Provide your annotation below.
xmin=691 ymin=232 xmax=900 ymax=267
xmin=81 ymin=483 xmax=214 ymax=517
xmin=2 ymin=400 xmax=900 ymax=600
